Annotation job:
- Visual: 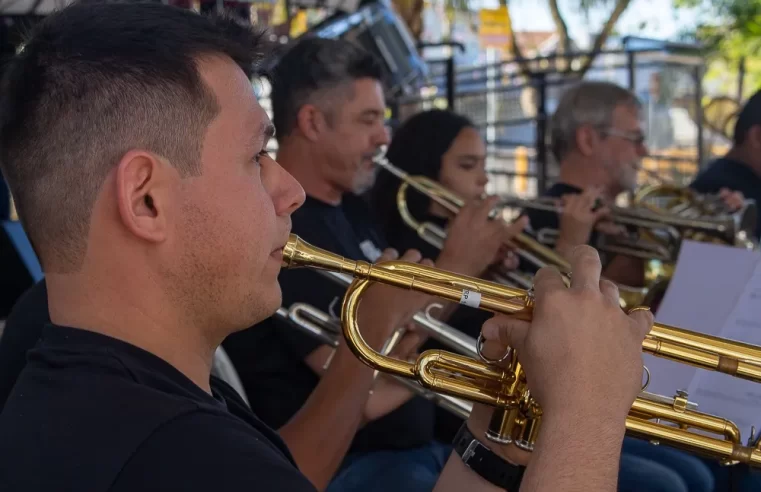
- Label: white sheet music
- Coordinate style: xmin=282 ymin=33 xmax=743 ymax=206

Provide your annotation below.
xmin=647 ymin=240 xmax=761 ymax=438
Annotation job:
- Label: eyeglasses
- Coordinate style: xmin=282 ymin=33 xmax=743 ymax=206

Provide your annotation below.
xmin=600 ymin=128 xmax=646 ymax=146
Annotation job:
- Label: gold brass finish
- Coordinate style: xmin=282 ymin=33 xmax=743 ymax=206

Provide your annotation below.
xmin=274 ymin=302 xmax=473 ymax=419
xmin=633 ymin=183 xmax=758 ymax=250
xmin=376 ymin=155 xmax=571 ymax=278
xmin=282 ymin=234 xmax=761 ymax=466
xmin=375 ymin=155 xmax=662 ymax=309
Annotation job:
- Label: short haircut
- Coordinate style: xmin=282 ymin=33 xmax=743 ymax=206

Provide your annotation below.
xmin=550 ymin=81 xmax=640 ymax=162
xmin=733 ymin=89 xmax=761 ymax=146
xmin=0 ymin=2 xmax=271 ymax=273
xmin=269 ymin=36 xmax=384 ymax=138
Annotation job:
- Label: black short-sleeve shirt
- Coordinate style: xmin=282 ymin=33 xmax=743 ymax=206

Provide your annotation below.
xmin=223 ymin=194 xmax=437 ymax=454
xmin=0 ymin=279 xmax=48 ymax=412
xmin=0 ymin=324 xmax=316 ymax=492
xmin=689 ymin=158 xmax=761 ymax=241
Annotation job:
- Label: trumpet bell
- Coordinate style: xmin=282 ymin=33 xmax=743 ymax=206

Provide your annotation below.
xmin=633 ymin=184 xmax=759 ymax=248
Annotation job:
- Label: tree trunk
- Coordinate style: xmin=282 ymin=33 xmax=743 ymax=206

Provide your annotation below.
xmin=498 ymin=0 xmax=532 ymax=79
xmin=547 ymin=0 xmax=571 ymax=72
xmin=576 ymin=0 xmax=633 ymax=77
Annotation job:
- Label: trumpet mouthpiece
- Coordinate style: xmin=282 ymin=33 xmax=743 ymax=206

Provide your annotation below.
xmin=282 ymin=234 xmax=358 ymax=274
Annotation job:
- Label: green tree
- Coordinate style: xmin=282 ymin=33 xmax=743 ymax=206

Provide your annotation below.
xmin=675 ymin=0 xmax=761 ymax=99
xmin=392 ymin=0 xmax=634 ymax=78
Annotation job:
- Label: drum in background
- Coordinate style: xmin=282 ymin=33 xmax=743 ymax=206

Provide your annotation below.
xmin=309 ymin=0 xmax=429 ymax=98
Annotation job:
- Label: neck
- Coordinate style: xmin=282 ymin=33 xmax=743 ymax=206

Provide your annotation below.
xmin=725 ymin=147 xmax=761 ymax=178
xmin=558 ymin=156 xmax=618 ymax=201
xmin=45 ymin=269 xmax=216 ymax=393
xmin=277 ymin=138 xmax=343 ymax=205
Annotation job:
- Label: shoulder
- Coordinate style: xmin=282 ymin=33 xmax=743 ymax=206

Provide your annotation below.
xmin=6 ymin=279 xmax=48 ymax=327
xmin=689 ymin=159 xmax=730 ymax=190
xmin=112 ymin=411 xmax=316 ymax=492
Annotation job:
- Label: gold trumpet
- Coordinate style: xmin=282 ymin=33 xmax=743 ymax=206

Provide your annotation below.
xmin=274 ymin=302 xmax=474 ymax=419
xmin=374 ymin=154 xmax=570 ymax=288
xmin=498 ymin=187 xmax=758 ymax=262
xmin=282 ymin=234 xmax=761 ymax=466
xmin=375 ymin=155 xmax=654 ymax=308
xmin=633 ymin=182 xmax=758 ymax=250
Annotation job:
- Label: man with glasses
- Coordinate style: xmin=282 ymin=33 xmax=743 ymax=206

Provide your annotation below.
xmin=522 ymin=80 xmax=715 ymax=492
xmin=524 ymin=81 xmax=651 ymax=287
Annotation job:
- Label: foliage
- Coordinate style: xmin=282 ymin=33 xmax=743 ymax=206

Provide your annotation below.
xmin=674 ymin=0 xmax=761 ymax=99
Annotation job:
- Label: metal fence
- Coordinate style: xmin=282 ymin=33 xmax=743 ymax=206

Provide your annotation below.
xmin=389 ymin=46 xmax=720 ymax=198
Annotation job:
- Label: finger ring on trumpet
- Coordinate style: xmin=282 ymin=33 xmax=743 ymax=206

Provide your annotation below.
xmin=476 ymin=332 xmax=512 ymax=364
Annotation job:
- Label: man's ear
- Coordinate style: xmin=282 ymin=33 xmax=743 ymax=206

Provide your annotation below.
xmin=296 ymin=104 xmax=328 ymax=142
xmin=575 ymin=124 xmax=599 ymax=157
xmin=114 ymin=151 xmax=172 ymax=244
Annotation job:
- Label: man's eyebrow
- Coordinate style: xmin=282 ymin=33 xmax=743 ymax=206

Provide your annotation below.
xmin=249 ymin=122 xmax=275 ymax=153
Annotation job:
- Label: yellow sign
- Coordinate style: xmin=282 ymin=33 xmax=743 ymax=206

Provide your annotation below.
xmin=290 ymin=10 xmax=308 ymax=38
xmin=478 ymin=7 xmax=512 ymax=50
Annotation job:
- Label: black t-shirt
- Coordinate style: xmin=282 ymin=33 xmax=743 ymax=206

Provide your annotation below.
xmin=0 ymin=324 xmax=316 ymax=492
xmin=689 ymin=157 xmax=761 ymax=241
xmin=0 ymin=279 xmax=47 ymax=412
xmin=223 ymin=194 xmax=436 ymax=454
xmin=387 ymin=212 xmax=444 ymax=262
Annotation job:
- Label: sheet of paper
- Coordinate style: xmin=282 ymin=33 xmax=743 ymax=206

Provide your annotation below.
xmin=684 ymin=260 xmax=761 ymax=437
xmin=643 ymin=240 xmax=761 ymax=438
xmin=642 ymin=241 xmax=757 ymax=396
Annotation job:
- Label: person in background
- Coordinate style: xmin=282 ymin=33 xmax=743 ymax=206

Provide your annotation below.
xmin=370 ymin=107 xmax=714 ymax=492
xmin=529 ymin=80 xmax=742 ymax=289
xmin=222 ymin=37 xmax=527 ymax=492
xmin=689 ymin=88 xmax=761 ymax=242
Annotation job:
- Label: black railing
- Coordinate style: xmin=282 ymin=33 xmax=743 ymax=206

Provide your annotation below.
xmin=390 ymin=45 xmax=710 ymax=196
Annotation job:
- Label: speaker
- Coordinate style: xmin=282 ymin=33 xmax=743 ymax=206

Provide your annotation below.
xmin=0 ymin=221 xmax=43 ymax=318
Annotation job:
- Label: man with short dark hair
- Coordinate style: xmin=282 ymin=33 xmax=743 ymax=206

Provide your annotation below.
xmin=0 ymin=4 xmax=654 ymax=492
xmin=0 ymin=3 xmax=312 ymax=490
xmin=689 ymin=89 xmax=761 ymax=242
xmin=223 ymin=36 xmax=528 ymax=492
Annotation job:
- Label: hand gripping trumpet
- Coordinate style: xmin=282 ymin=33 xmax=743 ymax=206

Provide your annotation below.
xmin=374 ymin=154 xmax=655 ymax=309
xmin=282 ymin=234 xmax=761 ymax=466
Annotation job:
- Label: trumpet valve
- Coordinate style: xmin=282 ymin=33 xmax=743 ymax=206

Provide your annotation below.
xmin=486 ymin=407 xmax=521 ymax=444
xmin=514 ymin=400 xmax=543 ymax=452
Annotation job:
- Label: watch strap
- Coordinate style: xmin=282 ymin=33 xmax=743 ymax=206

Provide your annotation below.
xmin=453 ymin=423 xmax=525 ymax=490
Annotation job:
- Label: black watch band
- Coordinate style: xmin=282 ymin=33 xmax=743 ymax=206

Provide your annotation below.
xmin=453 ymin=423 xmax=526 ymax=490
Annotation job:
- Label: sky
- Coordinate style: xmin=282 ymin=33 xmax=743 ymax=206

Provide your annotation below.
xmin=477 ymin=0 xmax=702 ymax=44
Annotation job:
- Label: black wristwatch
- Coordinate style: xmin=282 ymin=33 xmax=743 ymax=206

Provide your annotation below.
xmin=453 ymin=423 xmax=526 ymax=490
